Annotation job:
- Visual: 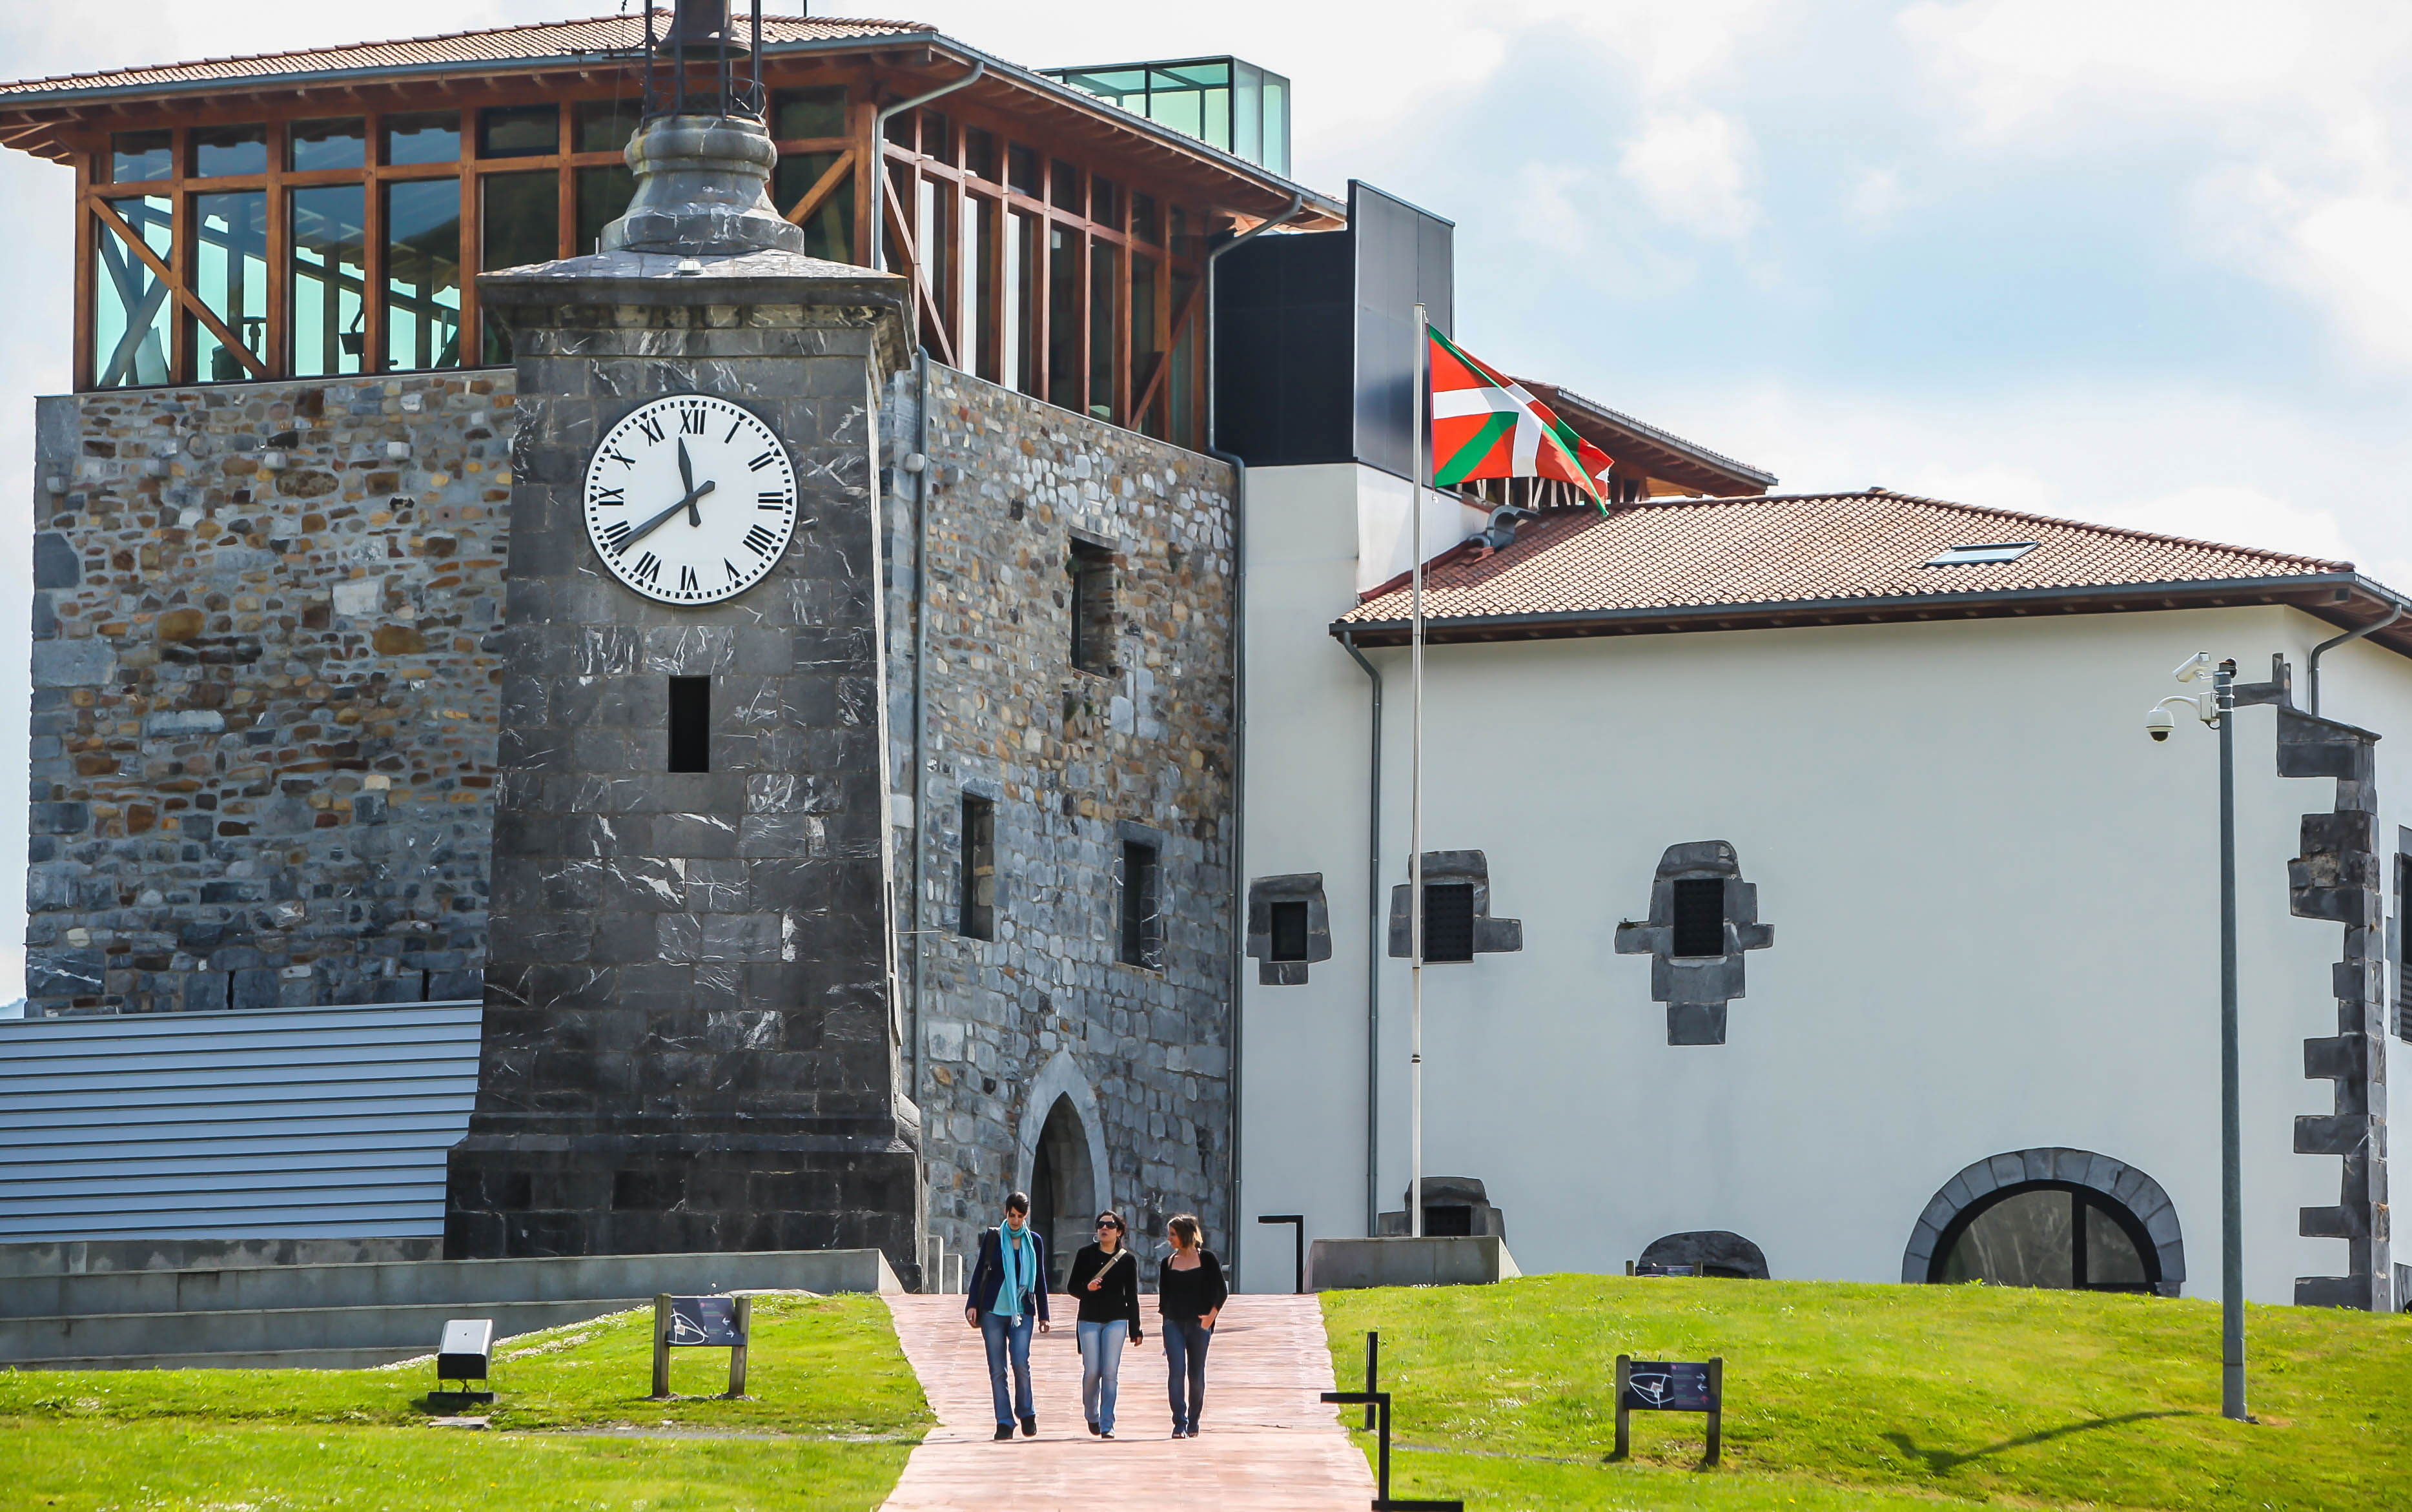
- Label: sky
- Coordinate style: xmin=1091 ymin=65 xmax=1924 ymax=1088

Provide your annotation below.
xmin=7 ymin=0 xmax=2412 ymax=997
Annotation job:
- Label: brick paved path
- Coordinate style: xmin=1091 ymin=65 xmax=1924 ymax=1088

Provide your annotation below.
xmin=880 ymin=1293 xmax=1376 ymax=1509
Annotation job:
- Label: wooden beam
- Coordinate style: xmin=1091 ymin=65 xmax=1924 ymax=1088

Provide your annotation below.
xmin=1130 ymin=274 xmax=1203 ymax=425
xmin=782 ymin=148 xmax=853 ymax=226
xmin=92 ymin=195 xmax=268 ymax=379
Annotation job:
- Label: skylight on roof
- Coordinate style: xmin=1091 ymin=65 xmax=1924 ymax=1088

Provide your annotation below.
xmin=1923 ymin=541 xmax=2039 ymax=567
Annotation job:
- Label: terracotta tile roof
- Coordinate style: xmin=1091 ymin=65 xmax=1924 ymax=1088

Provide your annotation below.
xmin=1338 ymin=489 xmax=2375 ymax=641
xmin=0 ymin=15 xmax=928 ymax=99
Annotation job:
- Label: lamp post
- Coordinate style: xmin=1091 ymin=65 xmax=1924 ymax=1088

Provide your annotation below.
xmin=2145 ymin=651 xmax=2247 ymax=1423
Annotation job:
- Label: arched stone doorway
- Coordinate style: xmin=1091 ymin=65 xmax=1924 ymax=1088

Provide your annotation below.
xmin=1030 ymin=1096 xmax=1095 ymax=1291
xmin=1903 ymin=1147 xmax=2184 ymax=1298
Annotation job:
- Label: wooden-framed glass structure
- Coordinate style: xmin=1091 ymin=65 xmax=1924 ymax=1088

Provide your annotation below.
xmin=0 ymin=15 xmax=1342 ymax=449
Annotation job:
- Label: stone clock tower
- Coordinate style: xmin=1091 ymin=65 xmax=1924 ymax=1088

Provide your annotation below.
xmin=445 ymin=2 xmax=921 ymax=1269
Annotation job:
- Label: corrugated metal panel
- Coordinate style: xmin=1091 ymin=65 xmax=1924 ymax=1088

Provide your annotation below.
xmin=0 ymin=1002 xmax=480 ymax=1241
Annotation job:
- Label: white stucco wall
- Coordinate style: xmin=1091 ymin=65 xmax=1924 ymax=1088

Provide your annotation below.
xmin=1238 ymin=467 xmax=2400 ymax=1306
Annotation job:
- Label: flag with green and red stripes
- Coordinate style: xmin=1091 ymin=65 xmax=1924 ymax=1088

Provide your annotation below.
xmin=1428 ymin=325 xmax=1615 ymax=511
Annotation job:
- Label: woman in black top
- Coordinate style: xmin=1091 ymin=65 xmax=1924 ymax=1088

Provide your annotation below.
xmin=1156 ymin=1212 xmax=1227 ymax=1438
xmin=1066 ymin=1210 xmax=1143 ymax=1437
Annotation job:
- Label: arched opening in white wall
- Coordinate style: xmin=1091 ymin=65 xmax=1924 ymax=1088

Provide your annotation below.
xmin=1904 ymin=1148 xmax=2184 ymax=1298
xmin=1030 ymin=1095 xmax=1096 ymax=1291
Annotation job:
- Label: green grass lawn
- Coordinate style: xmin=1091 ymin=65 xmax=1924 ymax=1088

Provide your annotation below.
xmin=1320 ymin=1274 xmax=2412 ymax=1512
xmin=0 ymin=1292 xmax=928 ymax=1511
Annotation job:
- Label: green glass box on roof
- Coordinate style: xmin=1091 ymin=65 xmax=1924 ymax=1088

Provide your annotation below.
xmin=1043 ymin=56 xmax=1291 ymax=178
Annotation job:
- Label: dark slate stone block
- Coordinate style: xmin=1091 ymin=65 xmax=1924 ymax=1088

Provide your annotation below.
xmin=230 ymin=968 xmax=281 ymax=1010
xmin=32 ymin=532 xmax=78 ymax=589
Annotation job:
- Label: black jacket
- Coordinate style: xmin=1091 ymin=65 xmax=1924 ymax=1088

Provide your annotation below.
xmin=1066 ymin=1243 xmax=1143 ymax=1335
xmin=966 ymin=1226 xmax=1050 ymax=1322
xmin=1156 ymin=1249 xmax=1228 ymax=1322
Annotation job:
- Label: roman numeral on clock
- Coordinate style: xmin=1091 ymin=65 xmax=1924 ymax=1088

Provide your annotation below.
xmin=635 ymin=413 xmax=666 ymax=445
xmin=633 ymin=551 xmax=662 ymax=585
xmin=680 ymin=406 xmax=708 ymax=435
xmin=600 ymin=519 xmax=633 ymax=551
xmin=758 ymin=491 xmax=787 ymax=509
xmin=744 ymin=525 xmax=781 ymax=557
xmin=593 ymin=485 xmax=626 ymax=507
xmin=679 ymin=565 xmax=700 ymax=594
xmin=602 ymin=447 xmax=635 ymax=470
xmin=748 ymin=450 xmax=780 ymax=473
xmin=726 ymin=558 xmax=744 ymax=582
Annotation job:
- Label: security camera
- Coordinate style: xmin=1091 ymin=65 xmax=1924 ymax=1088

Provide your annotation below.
xmin=2147 ymin=707 xmax=2174 ymax=742
xmin=2173 ymin=651 xmax=2213 ymax=683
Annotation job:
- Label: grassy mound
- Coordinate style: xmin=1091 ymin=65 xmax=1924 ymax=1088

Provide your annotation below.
xmin=0 ymin=1292 xmax=928 ymax=1510
xmin=1320 ymin=1274 xmax=2412 ymax=1511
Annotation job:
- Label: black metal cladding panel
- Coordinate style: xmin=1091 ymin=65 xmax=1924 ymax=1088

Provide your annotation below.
xmin=1351 ymin=179 xmax=1455 ymax=484
xmin=1212 ymin=229 xmax=1354 ymax=466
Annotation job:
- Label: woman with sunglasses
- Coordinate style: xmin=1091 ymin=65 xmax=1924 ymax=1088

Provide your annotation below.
xmin=1065 ymin=1209 xmax=1143 ymax=1438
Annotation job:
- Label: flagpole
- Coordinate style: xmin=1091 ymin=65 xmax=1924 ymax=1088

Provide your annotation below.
xmin=1408 ymin=303 xmax=1427 ymax=1241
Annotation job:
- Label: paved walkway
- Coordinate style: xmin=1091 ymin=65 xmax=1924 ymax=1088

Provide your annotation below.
xmin=880 ymin=1293 xmax=1376 ymax=1510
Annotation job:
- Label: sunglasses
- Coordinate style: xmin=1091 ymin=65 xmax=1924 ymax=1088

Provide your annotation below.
xmin=1095 ymin=1220 xmax=1123 ymax=1231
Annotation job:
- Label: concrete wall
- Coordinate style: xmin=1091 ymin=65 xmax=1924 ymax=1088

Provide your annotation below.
xmin=888 ymin=364 xmax=1239 ymax=1266
xmin=24 ymin=373 xmax=512 ymax=1016
xmin=1236 ymin=460 xmax=2397 ymax=1305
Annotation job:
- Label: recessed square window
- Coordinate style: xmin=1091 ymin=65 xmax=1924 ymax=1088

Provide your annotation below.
xmin=1119 ymin=839 xmax=1163 ymax=969
xmin=960 ymin=795 xmax=996 ymax=941
xmin=1068 ymin=538 xmax=1117 ymax=675
xmin=1268 ymin=900 xmax=1311 ymax=963
xmin=1923 ymin=541 xmax=2038 ymax=567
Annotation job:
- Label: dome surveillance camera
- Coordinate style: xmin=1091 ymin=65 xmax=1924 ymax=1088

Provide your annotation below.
xmin=2147 ymin=706 xmax=2174 ymax=742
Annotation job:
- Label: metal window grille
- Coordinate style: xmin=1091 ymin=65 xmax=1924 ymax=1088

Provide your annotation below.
xmin=1119 ymin=840 xmax=1163 ymax=968
xmin=959 ymin=795 xmax=996 ymax=940
xmin=1422 ymin=883 xmax=1475 ymax=963
xmin=1670 ymin=878 xmax=1725 ymax=958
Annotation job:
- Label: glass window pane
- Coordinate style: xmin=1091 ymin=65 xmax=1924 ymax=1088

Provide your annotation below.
xmin=289 ymin=185 xmax=367 ymax=378
xmin=1047 ymin=225 xmax=1079 ymax=411
xmin=1200 ymin=88 xmax=1231 ymax=151
xmin=384 ymin=178 xmax=462 ymax=371
xmin=110 ymin=131 xmax=172 ymax=185
xmin=965 ymin=127 xmax=998 ymax=183
xmin=1088 ymin=240 xmax=1119 ymax=422
xmin=2083 ymin=1202 xmax=2151 ymax=1289
xmin=917 ymin=176 xmax=951 ymax=334
xmin=1130 ymin=253 xmax=1158 ymax=436
xmin=192 ymin=125 xmax=267 ymax=178
xmin=1169 ymin=269 xmax=1196 ymax=449
xmin=576 ymin=99 xmax=640 ymax=156
xmin=923 ymin=111 xmax=954 ymax=167
xmin=193 ymin=191 xmax=269 ymax=382
xmin=384 ymin=111 xmax=460 ymax=166
xmin=1234 ymin=65 xmax=1262 ymax=166
xmin=772 ymin=152 xmax=853 ymax=263
xmin=1090 ymin=177 xmax=1119 ymax=229
xmin=290 ymin=117 xmax=366 ymax=172
xmin=1263 ymin=77 xmax=1290 ymax=176
xmin=480 ymin=105 xmax=558 ymax=159
xmin=963 ymin=196 xmax=990 ymax=380
xmin=1007 ymin=144 xmax=1040 ymax=198
xmin=772 ymin=85 xmax=847 ymax=141
xmin=480 ymin=171 xmax=557 ymax=363
xmin=575 ymin=164 xmax=635 ymax=256
xmin=1006 ymin=209 xmax=1036 ymax=396
xmin=1050 ymin=158 xmax=1081 ymax=212
xmin=91 ymin=196 xmax=174 ymax=388
xmin=1937 ymin=1189 xmax=2074 ymax=1289
xmin=1150 ymin=88 xmax=1204 ymax=141
xmin=1131 ymin=192 xmax=1160 ymax=245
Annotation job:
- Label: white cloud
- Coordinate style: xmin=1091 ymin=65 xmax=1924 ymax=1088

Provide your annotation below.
xmin=1510 ymin=163 xmax=1595 ymax=258
xmin=1619 ymin=108 xmax=1759 ymax=239
xmin=1846 ymin=165 xmax=1905 ymax=227
xmin=2089 ymin=484 xmax=2359 ymax=562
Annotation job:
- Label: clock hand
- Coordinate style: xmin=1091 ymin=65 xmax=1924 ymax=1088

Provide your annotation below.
xmin=677 ymin=439 xmax=700 ymax=527
xmin=617 ymin=479 xmax=717 ymax=551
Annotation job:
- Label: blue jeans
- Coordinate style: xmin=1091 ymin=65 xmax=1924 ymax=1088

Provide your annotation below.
xmin=1162 ymin=1316 xmax=1212 ymax=1431
xmin=1078 ymin=1320 xmax=1128 ymax=1433
xmin=979 ymin=1311 xmax=1035 ymax=1425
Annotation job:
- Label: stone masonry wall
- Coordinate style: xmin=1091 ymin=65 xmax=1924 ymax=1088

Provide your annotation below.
xmin=24 ymin=374 xmax=513 ymax=1016
xmin=887 ymin=363 xmax=1238 ymax=1268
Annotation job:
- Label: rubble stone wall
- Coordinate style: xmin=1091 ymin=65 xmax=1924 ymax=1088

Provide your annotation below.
xmin=23 ymin=373 xmax=513 ymax=1016
xmin=887 ymin=363 xmax=1238 ymax=1267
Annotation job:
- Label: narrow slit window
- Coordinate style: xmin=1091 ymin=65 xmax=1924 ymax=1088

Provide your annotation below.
xmin=1268 ymin=899 xmax=1311 ymax=963
xmin=668 ymin=677 xmax=710 ymax=773
xmin=960 ymin=795 xmax=996 ymax=940
xmin=1119 ymin=839 xmax=1163 ymax=969
xmin=1422 ymin=883 xmax=1475 ymax=963
xmin=1069 ymin=538 xmax=1117 ymax=674
xmin=1671 ymin=877 xmax=1725 ymax=957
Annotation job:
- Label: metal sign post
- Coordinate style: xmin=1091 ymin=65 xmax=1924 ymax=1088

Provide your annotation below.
xmin=651 ymin=1292 xmax=753 ymax=1400
xmin=1613 ymin=1353 xmax=1724 ymax=1465
xmin=1257 ymin=1213 xmax=1306 ymax=1293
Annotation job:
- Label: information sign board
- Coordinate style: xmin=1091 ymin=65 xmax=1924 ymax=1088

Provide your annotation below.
xmin=651 ymin=1292 xmax=753 ymax=1399
xmin=1613 ymin=1354 xmax=1724 ymax=1464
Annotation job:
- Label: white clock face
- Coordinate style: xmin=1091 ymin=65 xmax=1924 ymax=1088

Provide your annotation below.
xmin=582 ymin=393 xmax=799 ymax=606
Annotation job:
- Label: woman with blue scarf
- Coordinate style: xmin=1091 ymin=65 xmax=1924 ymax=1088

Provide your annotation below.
xmin=965 ymin=1190 xmax=1052 ymax=1440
